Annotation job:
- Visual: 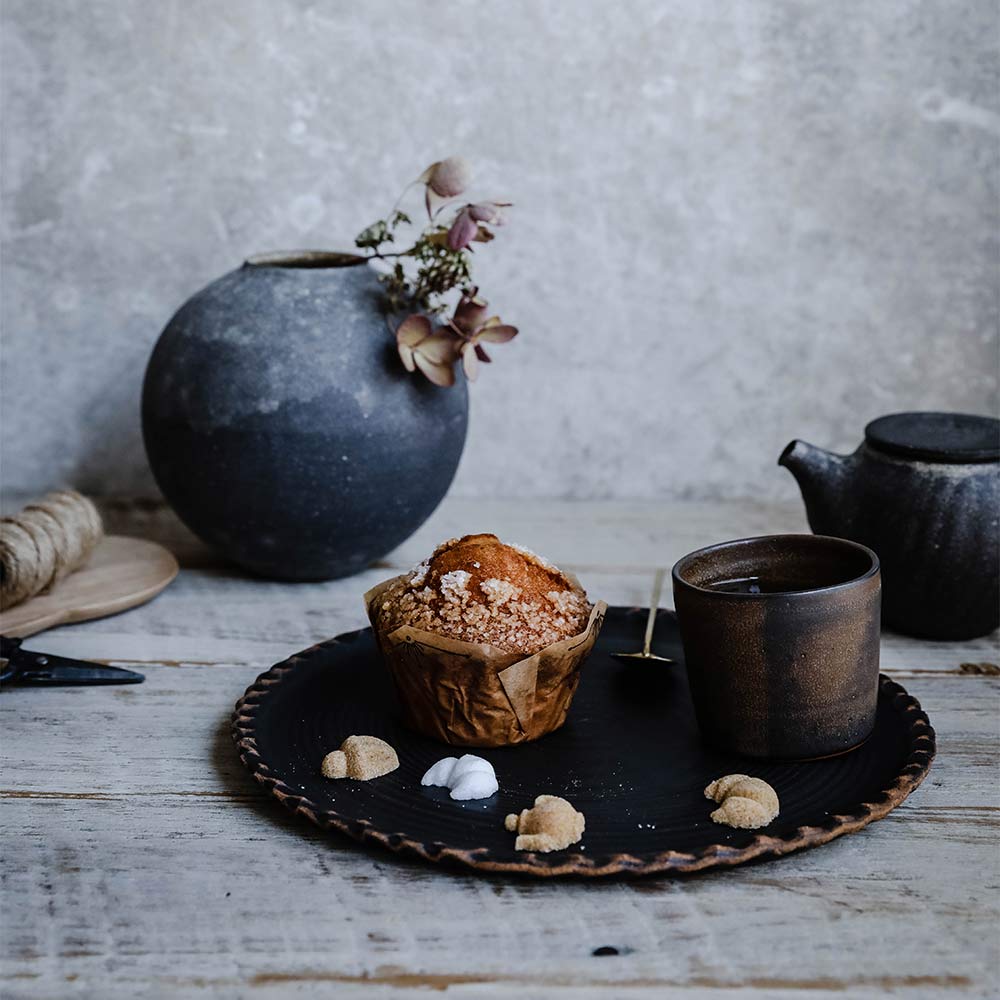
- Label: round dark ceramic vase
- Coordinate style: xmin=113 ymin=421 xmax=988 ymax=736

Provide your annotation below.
xmin=142 ymin=252 xmax=468 ymax=580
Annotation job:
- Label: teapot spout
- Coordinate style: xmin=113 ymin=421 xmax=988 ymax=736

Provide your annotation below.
xmin=779 ymin=439 xmax=854 ymax=536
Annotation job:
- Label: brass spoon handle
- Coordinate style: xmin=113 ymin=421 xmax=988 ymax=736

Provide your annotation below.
xmin=642 ymin=569 xmax=666 ymax=656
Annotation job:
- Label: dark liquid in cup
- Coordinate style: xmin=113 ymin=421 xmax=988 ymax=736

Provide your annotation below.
xmin=707 ymin=576 xmax=804 ymax=594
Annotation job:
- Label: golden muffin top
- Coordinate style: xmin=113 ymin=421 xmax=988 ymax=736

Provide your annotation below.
xmin=374 ymin=533 xmax=590 ymax=654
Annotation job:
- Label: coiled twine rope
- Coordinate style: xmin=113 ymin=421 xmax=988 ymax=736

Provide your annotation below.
xmin=0 ymin=491 xmax=104 ymax=610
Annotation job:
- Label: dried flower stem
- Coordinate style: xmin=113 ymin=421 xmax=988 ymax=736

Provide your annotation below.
xmin=354 ymin=157 xmax=518 ymax=385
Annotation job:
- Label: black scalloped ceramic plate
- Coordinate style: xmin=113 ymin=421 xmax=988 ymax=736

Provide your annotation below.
xmin=232 ymin=607 xmax=934 ymax=877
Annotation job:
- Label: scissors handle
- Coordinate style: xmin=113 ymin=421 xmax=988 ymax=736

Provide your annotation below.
xmin=0 ymin=636 xmax=19 ymax=685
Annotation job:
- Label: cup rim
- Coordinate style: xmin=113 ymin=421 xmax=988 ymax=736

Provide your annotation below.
xmin=671 ymin=533 xmax=880 ymax=599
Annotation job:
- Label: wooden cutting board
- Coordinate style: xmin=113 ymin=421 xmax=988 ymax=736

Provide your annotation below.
xmin=0 ymin=536 xmax=179 ymax=638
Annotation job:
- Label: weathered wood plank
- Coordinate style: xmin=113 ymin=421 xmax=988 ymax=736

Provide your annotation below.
xmin=1 ymin=669 xmax=997 ymax=998
xmin=2 ymin=497 xmax=997 ymax=998
xmin=89 ymin=495 xmax=816 ymax=574
xmin=1 ymin=796 xmax=996 ymax=999
xmin=20 ymin=564 xmax=998 ymax=677
xmin=13 ymin=494 xmax=998 ymax=675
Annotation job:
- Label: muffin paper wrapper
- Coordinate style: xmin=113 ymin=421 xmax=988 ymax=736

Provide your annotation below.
xmin=365 ymin=576 xmax=607 ymax=747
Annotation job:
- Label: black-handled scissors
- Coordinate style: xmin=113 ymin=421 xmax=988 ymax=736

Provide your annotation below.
xmin=0 ymin=635 xmax=144 ymax=686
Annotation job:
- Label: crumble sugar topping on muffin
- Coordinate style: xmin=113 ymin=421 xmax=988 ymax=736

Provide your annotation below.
xmin=375 ymin=533 xmax=591 ymax=654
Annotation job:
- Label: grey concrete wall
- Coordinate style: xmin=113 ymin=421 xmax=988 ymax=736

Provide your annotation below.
xmin=2 ymin=0 xmax=997 ymax=501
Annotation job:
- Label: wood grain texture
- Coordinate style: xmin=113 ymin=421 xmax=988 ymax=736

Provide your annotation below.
xmin=1 ymin=498 xmax=997 ymax=998
xmin=0 ymin=536 xmax=178 ymax=638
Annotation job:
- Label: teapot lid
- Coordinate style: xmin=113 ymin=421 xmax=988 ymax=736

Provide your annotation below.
xmin=865 ymin=411 xmax=1000 ymax=463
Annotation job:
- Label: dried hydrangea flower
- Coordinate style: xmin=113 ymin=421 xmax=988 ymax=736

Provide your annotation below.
xmin=354 ymin=158 xmax=518 ymax=385
xmin=395 ymin=314 xmax=458 ymax=387
xmin=447 ymin=201 xmax=511 ymax=250
xmin=420 ymin=156 xmax=472 ymax=216
xmin=468 ymin=201 xmax=509 ymax=225
xmin=449 ymin=290 xmax=517 ymax=380
xmin=425 ymin=157 xmax=471 ymax=197
xmin=452 ymin=290 xmax=491 ymax=334
xmin=446 ymin=209 xmax=479 ymax=251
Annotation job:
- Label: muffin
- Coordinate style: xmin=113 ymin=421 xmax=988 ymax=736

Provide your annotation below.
xmin=365 ymin=534 xmax=606 ymax=747
xmin=372 ymin=534 xmax=591 ymax=655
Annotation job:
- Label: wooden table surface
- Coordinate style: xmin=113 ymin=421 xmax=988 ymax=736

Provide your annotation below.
xmin=2 ymin=498 xmax=998 ymax=999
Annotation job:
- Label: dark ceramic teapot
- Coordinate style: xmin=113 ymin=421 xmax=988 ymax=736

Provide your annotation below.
xmin=780 ymin=412 xmax=999 ymax=640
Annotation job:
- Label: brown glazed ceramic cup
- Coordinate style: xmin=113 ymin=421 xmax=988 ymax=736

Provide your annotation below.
xmin=672 ymin=534 xmax=881 ymax=760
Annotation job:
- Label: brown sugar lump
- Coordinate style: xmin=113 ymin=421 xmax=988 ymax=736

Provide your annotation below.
xmin=704 ymin=774 xmax=779 ymax=829
xmin=321 ymin=735 xmax=399 ymax=780
xmin=365 ymin=535 xmax=607 ymax=747
xmin=505 ymin=795 xmax=586 ymax=852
